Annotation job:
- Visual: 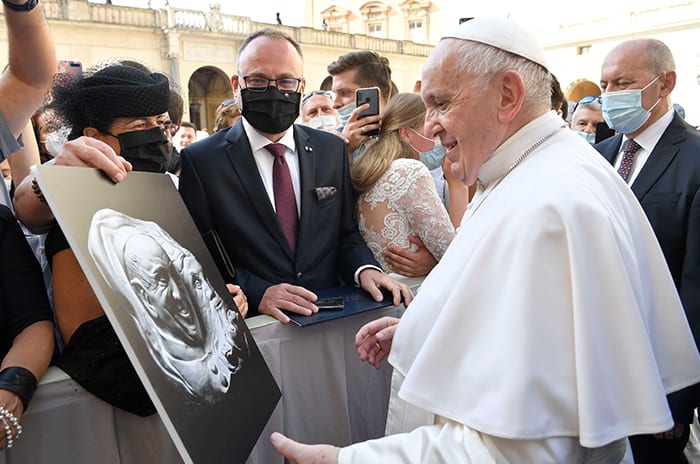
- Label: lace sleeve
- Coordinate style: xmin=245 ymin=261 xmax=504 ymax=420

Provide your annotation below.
xmin=397 ymin=161 xmax=455 ymax=261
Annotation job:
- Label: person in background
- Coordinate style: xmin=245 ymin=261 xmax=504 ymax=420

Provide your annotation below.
xmin=31 ymin=105 xmax=59 ymax=164
xmin=213 ymin=98 xmax=241 ymax=132
xmin=595 ymin=38 xmax=700 ymax=463
xmin=550 ymin=73 xmax=567 ymax=120
xmin=301 ymin=90 xmax=339 ymax=131
xmin=0 ymin=203 xmax=54 ymax=451
xmin=271 ymin=16 xmax=700 ymax=463
xmin=327 ymin=50 xmax=392 ymax=154
xmin=352 ymin=93 xmax=454 ymax=274
xmin=570 ymin=96 xmax=603 ymax=144
xmin=176 ymin=121 xmax=197 ymax=150
xmin=164 ymin=88 xmax=184 ymax=174
xmin=0 ymin=0 xmax=57 ymax=451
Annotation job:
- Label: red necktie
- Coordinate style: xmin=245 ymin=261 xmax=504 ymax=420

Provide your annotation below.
xmin=617 ymin=139 xmax=641 ymax=182
xmin=266 ymin=143 xmax=298 ymax=253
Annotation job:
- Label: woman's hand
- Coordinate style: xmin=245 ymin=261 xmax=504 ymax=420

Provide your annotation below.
xmin=355 ymin=316 xmax=400 ymax=369
xmin=0 ymin=389 xmax=23 ymax=451
xmin=227 ymin=284 xmax=248 ymax=318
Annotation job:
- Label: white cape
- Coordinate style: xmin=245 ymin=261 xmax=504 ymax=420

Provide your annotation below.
xmin=389 ymin=112 xmax=700 ymax=448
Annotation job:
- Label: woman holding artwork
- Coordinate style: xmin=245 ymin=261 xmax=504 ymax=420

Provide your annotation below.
xmin=13 ymin=64 xmax=248 ymax=416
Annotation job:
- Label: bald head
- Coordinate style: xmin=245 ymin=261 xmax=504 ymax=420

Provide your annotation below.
xmin=607 ymin=39 xmax=675 ymax=77
xmin=600 ymin=38 xmax=676 ymax=137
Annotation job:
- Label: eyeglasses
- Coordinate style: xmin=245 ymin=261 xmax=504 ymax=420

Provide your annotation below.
xmin=240 ymin=75 xmax=303 ymax=93
xmin=302 ymin=90 xmax=335 ymax=103
xmin=573 ymin=95 xmax=601 ymax=113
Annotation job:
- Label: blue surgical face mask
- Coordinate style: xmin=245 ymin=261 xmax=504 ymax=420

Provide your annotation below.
xmin=575 ymin=131 xmax=596 ymax=145
xmin=336 ymin=101 xmax=355 ymax=128
xmin=601 ymin=74 xmax=662 ymax=134
xmin=419 ymin=139 xmax=446 ymax=171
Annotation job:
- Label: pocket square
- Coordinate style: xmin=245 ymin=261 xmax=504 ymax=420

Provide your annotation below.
xmin=314 ymin=186 xmax=337 ymax=200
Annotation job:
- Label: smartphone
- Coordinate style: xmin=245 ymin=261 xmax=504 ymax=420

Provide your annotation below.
xmin=355 ymin=87 xmax=380 ymax=136
xmin=316 ymin=297 xmax=345 ymax=311
xmin=56 ymin=60 xmax=82 ymax=79
xmin=595 ymin=121 xmax=616 ymax=144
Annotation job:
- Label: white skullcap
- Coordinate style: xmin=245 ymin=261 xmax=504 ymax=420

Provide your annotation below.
xmin=441 ymin=17 xmax=548 ymax=70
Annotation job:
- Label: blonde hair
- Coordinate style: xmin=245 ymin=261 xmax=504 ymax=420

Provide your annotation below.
xmin=213 ymin=100 xmax=240 ymax=132
xmin=351 ymin=93 xmax=426 ymax=193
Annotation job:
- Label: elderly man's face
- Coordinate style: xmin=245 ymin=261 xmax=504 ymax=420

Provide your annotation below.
xmin=571 ymin=108 xmax=603 ymax=134
xmin=302 ymin=94 xmax=337 ymax=122
xmin=599 ymin=41 xmax=668 ymax=136
xmin=421 ymin=40 xmax=503 ymax=186
xmin=126 ymin=234 xmax=205 ymax=347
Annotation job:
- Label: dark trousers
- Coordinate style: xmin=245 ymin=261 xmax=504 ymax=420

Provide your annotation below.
xmin=629 ymin=425 xmax=691 ymax=464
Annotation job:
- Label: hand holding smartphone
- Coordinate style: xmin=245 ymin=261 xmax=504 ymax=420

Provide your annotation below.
xmin=355 ymin=87 xmax=380 ymax=137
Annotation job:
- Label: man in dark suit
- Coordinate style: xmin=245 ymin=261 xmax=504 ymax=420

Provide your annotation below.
xmin=595 ymin=38 xmax=700 ymax=463
xmin=179 ymin=28 xmax=412 ymax=323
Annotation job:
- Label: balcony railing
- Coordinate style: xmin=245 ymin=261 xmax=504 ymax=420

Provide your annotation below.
xmin=26 ymin=0 xmax=431 ymax=57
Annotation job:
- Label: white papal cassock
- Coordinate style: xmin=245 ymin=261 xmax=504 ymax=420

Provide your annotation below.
xmin=339 ymin=111 xmax=700 ymax=463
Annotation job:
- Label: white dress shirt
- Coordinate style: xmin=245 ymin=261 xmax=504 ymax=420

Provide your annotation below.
xmin=242 ymin=117 xmax=301 ymax=216
xmin=613 ymin=109 xmax=674 ymax=185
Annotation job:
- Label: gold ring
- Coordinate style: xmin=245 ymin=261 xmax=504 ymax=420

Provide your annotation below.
xmin=375 ymin=342 xmax=382 ymax=351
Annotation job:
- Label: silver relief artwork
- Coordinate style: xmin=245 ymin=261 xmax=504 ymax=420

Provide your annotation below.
xmin=88 ymin=208 xmax=249 ymax=404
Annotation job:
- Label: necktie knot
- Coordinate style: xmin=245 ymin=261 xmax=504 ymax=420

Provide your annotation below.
xmin=266 ymin=143 xmax=286 ymax=159
xmin=622 ymin=139 xmax=641 ymax=156
xmin=617 ymin=139 xmax=641 ymax=182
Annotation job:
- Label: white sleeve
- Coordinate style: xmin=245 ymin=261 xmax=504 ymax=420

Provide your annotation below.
xmin=338 ymin=422 xmax=496 ymax=464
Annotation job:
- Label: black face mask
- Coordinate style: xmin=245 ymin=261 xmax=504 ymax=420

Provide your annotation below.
xmin=115 ymin=127 xmax=170 ymax=173
xmin=240 ymin=87 xmax=301 ymax=134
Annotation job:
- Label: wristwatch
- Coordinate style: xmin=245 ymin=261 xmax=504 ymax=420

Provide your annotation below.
xmin=2 ymin=0 xmax=39 ymax=12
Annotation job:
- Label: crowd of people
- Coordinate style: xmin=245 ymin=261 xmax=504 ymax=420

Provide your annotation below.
xmin=0 ymin=2 xmax=699 ymax=463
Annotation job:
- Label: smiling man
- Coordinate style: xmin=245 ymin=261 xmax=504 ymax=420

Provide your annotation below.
xmin=271 ymin=17 xmax=700 ymax=464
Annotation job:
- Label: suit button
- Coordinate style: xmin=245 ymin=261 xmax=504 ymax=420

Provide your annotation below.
xmin=296 ymin=272 xmax=302 ymax=279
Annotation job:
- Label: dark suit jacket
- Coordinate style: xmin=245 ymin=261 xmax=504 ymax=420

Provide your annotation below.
xmin=595 ymin=113 xmax=700 ymax=421
xmin=178 ymin=121 xmax=378 ymax=316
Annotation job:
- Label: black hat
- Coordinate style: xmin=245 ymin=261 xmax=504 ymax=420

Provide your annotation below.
xmin=80 ymin=65 xmax=170 ymax=119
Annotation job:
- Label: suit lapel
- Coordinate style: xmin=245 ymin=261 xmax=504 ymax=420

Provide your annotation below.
xmin=600 ymin=134 xmax=622 ymax=164
xmin=631 ymin=114 xmax=685 ymax=199
xmin=225 ymin=121 xmax=294 ymax=259
xmin=294 ymin=125 xmax=316 ymax=259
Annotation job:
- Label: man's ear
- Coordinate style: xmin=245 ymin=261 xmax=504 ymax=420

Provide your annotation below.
xmin=496 ymin=70 xmax=526 ymax=124
xmin=231 ymin=75 xmax=240 ymax=93
xmin=83 ymin=126 xmax=99 ymax=138
xmin=659 ymin=70 xmax=676 ymax=97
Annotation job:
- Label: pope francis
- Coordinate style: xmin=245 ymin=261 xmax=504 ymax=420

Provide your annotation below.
xmin=271 ymin=16 xmax=700 ymax=463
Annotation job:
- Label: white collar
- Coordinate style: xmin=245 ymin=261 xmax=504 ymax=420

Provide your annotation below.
xmin=477 ymin=111 xmax=565 ymax=187
xmin=622 ymin=109 xmax=674 ymax=152
xmin=242 ymin=117 xmax=297 ymax=154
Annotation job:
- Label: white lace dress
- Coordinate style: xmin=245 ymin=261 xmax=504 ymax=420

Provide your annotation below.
xmin=357 ymin=158 xmax=455 ymax=273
